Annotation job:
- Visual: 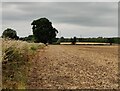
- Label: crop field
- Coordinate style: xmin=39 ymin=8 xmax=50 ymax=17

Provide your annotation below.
xmin=2 ymin=1 xmax=120 ymax=89
xmin=27 ymin=45 xmax=119 ymax=89
xmin=60 ymin=42 xmax=110 ymax=45
xmin=1 ymin=39 xmax=119 ymax=89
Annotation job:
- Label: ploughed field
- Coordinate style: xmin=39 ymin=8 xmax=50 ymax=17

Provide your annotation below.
xmin=27 ymin=45 xmax=119 ymax=89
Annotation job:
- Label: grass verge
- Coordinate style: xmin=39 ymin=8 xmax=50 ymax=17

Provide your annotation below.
xmin=2 ymin=38 xmax=45 ymax=89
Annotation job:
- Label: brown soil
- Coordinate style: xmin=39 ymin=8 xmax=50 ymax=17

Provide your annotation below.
xmin=27 ymin=45 xmax=119 ymax=89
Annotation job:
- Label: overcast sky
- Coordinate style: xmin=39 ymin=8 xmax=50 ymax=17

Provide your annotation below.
xmin=2 ymin=2 xmax=118 ymax=38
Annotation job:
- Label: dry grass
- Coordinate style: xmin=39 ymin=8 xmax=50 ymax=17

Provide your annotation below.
xmin=1 ymin=38 xmax=45 ymax=89
xmin=60 ymin=42 xmax=110 ymax=45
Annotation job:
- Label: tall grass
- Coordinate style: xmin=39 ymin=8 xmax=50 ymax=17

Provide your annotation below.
xmin=2 ymin=38 xmax=45 ymax=89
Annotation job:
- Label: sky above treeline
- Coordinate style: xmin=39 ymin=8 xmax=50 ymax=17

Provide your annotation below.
xmin=1 ymin=2 xmax=118 ymax=38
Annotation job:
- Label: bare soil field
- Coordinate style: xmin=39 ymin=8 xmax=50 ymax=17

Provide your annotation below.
xmin=27 ymin=45 xmax=119 ymax=89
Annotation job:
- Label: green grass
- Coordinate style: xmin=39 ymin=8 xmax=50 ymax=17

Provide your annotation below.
xmin=2 ymin=38 xmax=45 ymax=89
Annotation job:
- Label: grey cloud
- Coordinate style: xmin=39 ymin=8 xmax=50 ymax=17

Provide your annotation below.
xmin=2 ymin=2 xmax=118 ymax=37
xmin=2 ymin=2 xmax=117 ymax=27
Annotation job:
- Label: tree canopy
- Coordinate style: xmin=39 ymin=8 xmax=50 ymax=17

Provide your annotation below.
xmin=71 ymin=37 xmax=77 ymax=45
xmin=107 ymin=38 xmax=114 ymax=45
xmin=2 ymin=28 xmax=19 ymax=39
xmin=31 ymin=18 xmax=58 ymax=44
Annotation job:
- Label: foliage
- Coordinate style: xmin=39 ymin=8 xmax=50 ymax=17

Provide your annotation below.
xmin=60 ymin=37 xmax=64 ymax=42
xmin=19 ymin=35 xmax=35 ymax=42
xmin=2 ymin=39 xmax=45 ymax=89
xmin=71 ymin=37 xmax=77 ymax=45
xmin=58 ymin=37 xmax=120 ymax=44
xmin=2 ymin=28 xmax=19 ymax=40
xmin=31 ymin=18 xmax=58 ymax=44
xmin=55 ymin=37 xmax=64 ymax=44
xmin=107 ymin=38 xmax=114 ymax=45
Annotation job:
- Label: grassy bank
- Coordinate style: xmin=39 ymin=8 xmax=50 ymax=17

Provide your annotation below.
xmin=2 ymin=38 xmax=45 ymax=89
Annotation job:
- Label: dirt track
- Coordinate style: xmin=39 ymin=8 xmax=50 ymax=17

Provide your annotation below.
xmin=27 ymin=45 xmax=119 ymax=89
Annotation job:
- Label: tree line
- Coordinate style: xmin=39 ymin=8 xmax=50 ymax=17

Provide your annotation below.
xmin=1 ymin=17 xmax=120 ymax=45
xmin=58 ymin=37 xmax=120 ymax=45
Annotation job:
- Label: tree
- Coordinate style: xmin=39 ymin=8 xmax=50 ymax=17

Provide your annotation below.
xmin=2 ymin=28 xmax=19 ymax=39
xmin=71 ymin=37 xmax=77 ymax=45
xmin=107 ymin=38 xmax=114 ymax=45
xmin=31 ymin=18 xmax=58 ymax=44
xmin=19 ymin=35 xmax=35 ymax=42
xmin=61 ymin=37 xmax=64 ymax=42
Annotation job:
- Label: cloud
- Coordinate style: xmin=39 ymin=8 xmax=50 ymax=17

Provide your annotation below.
xmin=2 ymin=0 xmax=119 ymax=2
xmin=2 ymin=2 xmax=118 ymax=37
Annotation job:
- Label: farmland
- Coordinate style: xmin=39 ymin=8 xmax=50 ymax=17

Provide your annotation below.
xmin=27 ymin=44 xmax=119 ymax=89
xmin=2 ymin=2 xmax=119 ymax=90
xmin=1 ymin=38 xmax=119 ymax=89
xmin=60 ymin=42 xmax=110 ymax=45
xmin=1 ymin=39 xmax=119 ymax=89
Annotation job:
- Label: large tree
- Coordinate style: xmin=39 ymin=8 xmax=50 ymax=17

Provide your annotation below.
xmin=2 ymin=28 xmax=19 ymax=39
xmin=31 ymin=18 xmax=58 ymax=44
